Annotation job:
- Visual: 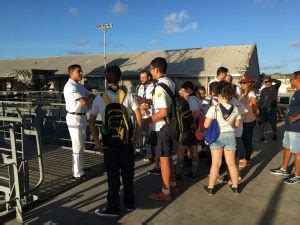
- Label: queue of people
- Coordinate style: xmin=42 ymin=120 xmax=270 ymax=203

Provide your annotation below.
xmin=63 ymin=59 xmax=300 ymax=218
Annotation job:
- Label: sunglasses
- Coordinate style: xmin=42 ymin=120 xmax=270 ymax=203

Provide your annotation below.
xmin=264 ymin=81 xmax=271 ymax=83
xmin=240 ymin=81 xmax=250 ymax=84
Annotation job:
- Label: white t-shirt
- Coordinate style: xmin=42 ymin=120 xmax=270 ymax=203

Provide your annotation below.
xmin=188 ymin=95 xmax=202 ymax=113
xmin=90 ymin=89 xmax=138 ymax=121
xmin=63 ymin=78 xmax=90 ymax=113
xmin=152 ymin=76 xmax=176 ymax=131
xmin=207 ymin=76 xmax=222 ymax=94
xmin=206 ymin=103 xmax=241 ymax=133
xmin=230 ymin=98 xmax=247 ymax=137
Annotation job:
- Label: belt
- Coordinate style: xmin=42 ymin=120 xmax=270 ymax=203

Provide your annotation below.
xmin=68 ymin=112 xmax=86 ymax=115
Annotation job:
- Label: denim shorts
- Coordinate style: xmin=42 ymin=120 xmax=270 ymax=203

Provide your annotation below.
xmin=210 ymin=131 xmax=236 ymax=151
xmin=282 ymin=131 xmax=300 ymax=153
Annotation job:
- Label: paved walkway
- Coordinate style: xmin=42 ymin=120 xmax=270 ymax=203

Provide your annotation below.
xmin=5 ymin=123 xmax=300 ymax=225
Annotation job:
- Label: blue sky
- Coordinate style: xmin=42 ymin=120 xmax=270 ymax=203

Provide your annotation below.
xmin=0 ymin=0 xmax=299 ymax=74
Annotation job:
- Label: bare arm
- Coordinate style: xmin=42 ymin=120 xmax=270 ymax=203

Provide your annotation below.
xmin=249 ymin=97 xmax=259 ymax=115
xmin=88 ymin=114 xmax=101 ymax=146
xmin=133 ymin=108 xmax=142 ymax=144
xmin=204 ymin=117 xmax=212 ymax=129
xmin=289 ymin=113 xmax=300 ymax=123
xmin=78 ymin=94 xmax=95 ymax=105
xmin=235 ymin=119 xmax=241 ymax=128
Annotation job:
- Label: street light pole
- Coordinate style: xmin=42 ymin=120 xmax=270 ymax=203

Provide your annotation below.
xmin=96 ymin=23 xmax=113 ymax=90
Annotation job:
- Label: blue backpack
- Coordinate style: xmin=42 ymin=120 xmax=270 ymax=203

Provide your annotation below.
xmin=204 ymin=106 xmax=220 ymax=145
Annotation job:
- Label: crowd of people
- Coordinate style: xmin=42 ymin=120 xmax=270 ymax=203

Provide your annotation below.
xmin=63 ymin=58 xmax=300 ymax=218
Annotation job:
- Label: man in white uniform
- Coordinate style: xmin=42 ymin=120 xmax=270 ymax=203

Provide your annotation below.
xmin=63 ymin=64 xmax=94 ymax=179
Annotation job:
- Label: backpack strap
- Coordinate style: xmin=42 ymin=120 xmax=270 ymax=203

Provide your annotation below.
xmin=156 ymin=82 xmax=177 ymax=120
xmin=101 ymin=92 xmax=112 ymax=105
xmin=117 ymin=90 xmax=126 ymax=104
xmin=101 ymin=90 xmax=126 ymax=105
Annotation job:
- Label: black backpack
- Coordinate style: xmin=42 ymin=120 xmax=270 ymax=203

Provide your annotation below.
xmin=100 ymin=90 xmax=133 ymax=147
xmin=154 ymin=82 xmax=194 ymax=142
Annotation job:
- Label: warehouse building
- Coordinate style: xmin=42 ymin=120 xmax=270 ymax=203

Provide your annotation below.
xmin=0 ymin=44 xmax=260 ymax=92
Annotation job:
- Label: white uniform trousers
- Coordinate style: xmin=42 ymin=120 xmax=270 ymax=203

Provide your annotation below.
xmin=66 ymin=114 xmax=87 ymax=178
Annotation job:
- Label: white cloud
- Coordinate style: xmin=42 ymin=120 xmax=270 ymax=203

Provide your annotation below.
xmin=149 ymin=39 xmax=162 ymax=46
xmin=163 ymin=10 xmax=198 ymax=34
xmin=66 ymin=49 xmax=86 ymax=55
xmin=73 ymin=40 xmax=89 ymax=46
xmin=289 ymin=40 xmax=300 ymax=48
xmin=68 ymin=8 xmax=79 ymax=16
xmin=261 ymin=64 xmax=287 ymax=70
xmin=111 ymin=0 xmax=128 ymax=15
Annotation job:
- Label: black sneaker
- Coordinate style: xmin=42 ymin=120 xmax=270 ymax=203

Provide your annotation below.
xmin=203 ymin=186 xmax=214 ymax=196
xmin=95 ymin=207 xmax=120 ymax=217
xmin=273 ymin=134 xmax=278 ymax=141
xmin=270 ymin=167 xmax=289 ymax=176
xmin=283 ymin=175 xmax=300 ymax=184
xmin=227 ymin=185 xmax=239 ymax=195
xmin=147 ymin=167 xmax=161 ymax=175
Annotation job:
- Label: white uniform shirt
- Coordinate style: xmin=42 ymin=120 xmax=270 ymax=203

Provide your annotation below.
xmin=152 ymin=76 xmax=176 ymax=131
xmin=63 ymin=78 xmax=90 ymax=113
xmin=136 ymin=84 xmax=148 ymax=98
xmin=90 ymin=89 xmax=139 ymax=121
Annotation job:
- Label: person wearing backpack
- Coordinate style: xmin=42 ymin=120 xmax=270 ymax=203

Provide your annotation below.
xmin=89 ymin=65 xmax=142 ymax=217
xmin=203 ymin=81 xmax=242 ymax=195
xmin=142 ymin=57 xmax=179 ymax=201
xmin=176 ymin=81 xmax=204 ymax=180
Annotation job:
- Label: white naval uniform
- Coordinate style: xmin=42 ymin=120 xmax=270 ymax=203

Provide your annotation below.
xmin=63 ymin=78 xmax=90 ymax=178
xmin=136 ymin=83 xmax=149 ymax=98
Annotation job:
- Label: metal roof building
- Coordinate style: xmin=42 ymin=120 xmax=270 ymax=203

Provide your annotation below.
xmin=0 ymin=44 xmax=259 ymax=91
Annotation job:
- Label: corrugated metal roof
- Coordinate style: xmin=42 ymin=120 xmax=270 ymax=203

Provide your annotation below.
xmin=0 ymin=44 xmax=257 ymax=78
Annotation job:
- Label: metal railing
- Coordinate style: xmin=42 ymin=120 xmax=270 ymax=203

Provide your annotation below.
xmin=0 ymin=123 xmax=44 ymax=223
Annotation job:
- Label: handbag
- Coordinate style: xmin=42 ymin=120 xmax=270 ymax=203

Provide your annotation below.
xmin=204 ymin=106 xmax=220 ymax=145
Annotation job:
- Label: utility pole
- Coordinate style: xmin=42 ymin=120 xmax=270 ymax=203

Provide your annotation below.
xmin=96 ymin=23 xmax=113 ymax=90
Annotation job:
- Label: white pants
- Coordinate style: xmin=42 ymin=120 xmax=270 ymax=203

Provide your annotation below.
xmin=66 ymin=114 xmax=87 ymax=177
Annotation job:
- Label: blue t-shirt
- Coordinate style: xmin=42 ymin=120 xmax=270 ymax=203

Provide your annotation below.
xmin=285 ymin=90 xmax=300 ymax=132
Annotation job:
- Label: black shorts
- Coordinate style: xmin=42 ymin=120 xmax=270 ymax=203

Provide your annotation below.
xmin=153 ymin=125 xmax=173 ymax=157
xmin=180 ymin=130 xmax=198 ymax=147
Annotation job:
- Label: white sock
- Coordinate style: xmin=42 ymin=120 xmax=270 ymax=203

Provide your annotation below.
xmin=170 ymin=181 xmax=177 ymax=187
xmin=281 ymin=167 xmax=286 ymax=172
xmin=162 ymin=188 xmax=170 ymax=195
